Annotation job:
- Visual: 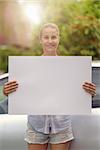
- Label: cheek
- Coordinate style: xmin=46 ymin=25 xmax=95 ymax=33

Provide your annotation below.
xmin=54 ymin=40 xmax=59 ymax=46
xmin=41 ymin=40 xmax=47 ymax=45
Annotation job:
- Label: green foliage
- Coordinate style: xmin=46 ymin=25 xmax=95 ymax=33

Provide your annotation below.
xmin=0 ymin=46 xmax=23 ymax=73
xmin=65 ymin=15 xmax=100 ymax=59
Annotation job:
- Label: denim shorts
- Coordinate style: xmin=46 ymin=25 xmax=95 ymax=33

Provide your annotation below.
xmin=25 ymin=123 xmax=74 ymax=144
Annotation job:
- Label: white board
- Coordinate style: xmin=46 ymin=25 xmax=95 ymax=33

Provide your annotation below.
xmin=8 ymin=56 xmax=91 ymax=115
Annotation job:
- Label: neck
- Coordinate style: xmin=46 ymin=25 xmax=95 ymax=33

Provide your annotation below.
xmin=43 ymin=51 xmax=57 ymax=56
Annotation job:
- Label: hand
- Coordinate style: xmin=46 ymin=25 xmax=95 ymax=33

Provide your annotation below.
xmin=3 ymin=81 xmax=18 ymax=96
xmin=82 ymin=81 xmax=96 ymax=96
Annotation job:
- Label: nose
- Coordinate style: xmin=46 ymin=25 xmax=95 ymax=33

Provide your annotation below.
xmin=48 ymin=38 xmax=52 ymax=43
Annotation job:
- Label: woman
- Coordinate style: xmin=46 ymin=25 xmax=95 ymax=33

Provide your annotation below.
xmin=3 ymin=23 xmax=96 ymax=150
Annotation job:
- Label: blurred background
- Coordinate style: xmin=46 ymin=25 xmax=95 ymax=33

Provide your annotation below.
xmin=0 ymin=0 xmax=100 ymax=74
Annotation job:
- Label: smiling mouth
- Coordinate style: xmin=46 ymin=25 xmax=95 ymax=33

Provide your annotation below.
xmin=46 ymin=45 xmax=56 ymax=48
xmin=47 ymin=46 xmax=54 ymax=48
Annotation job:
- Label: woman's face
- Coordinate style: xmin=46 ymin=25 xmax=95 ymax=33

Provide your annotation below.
xmin=40 ymin=26 xmax=59 ymax=55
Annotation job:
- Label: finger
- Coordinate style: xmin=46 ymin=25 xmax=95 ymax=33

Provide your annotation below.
xmin=83 ymin=84 xmax=96 ymax=92
xmin=82 ymin=84 xmax=96 ymax=91
xmin=84 ymin=89 xmax=96 ymax=96
xmin=5 ymin=89 xmax=17 ymax=95
xmin=83 ymin=86 xmax=96 ymax=95
xmin=84 ymin=82 xmax=96 ymax=87
xmin=84 ymin=88 xmax=96 ymax=95
xmin=83 ymin=83 xmax=96 ymax=90
xmin=5 ymin=81 xmax=18 ymax=86
xmin=83 ymin=85 xmax=96 ymax=93
xmin=83 ymin=85 xmax=96 ymax=91
xmin=4 ymin=83 xmax=18 ymax=89
xmin=5 ymin=85 xmax=18 ymax=90
xmin=4 ymin=86 xmax=18 ymax=95
xmin=4 ymin=83 xmax=18 ymax=88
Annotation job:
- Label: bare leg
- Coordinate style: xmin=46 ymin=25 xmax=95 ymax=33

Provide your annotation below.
xmin=28 ymin=143 xmax=48 ymax=150
xmin=50 ymin=141 xmax=71 ymax=150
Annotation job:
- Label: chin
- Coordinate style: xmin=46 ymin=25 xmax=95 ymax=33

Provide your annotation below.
xmin=47 ymin=48 xmax=56 ymax=52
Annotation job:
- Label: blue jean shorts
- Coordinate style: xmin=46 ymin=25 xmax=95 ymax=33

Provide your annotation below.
xmin=25 ymin=123 xmax=74 ymax=144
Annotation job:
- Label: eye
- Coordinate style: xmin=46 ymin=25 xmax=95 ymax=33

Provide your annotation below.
xmin=44 ymin=36 xmax=49 ymax=39
xmin=52 ymin=36 xmax=57 ymax=39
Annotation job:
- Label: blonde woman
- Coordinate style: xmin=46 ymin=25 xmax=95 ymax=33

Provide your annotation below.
xmin=3 ymin=23 xmax=96 ymax=150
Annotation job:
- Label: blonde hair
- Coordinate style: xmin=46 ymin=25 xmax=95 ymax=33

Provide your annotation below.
xmin=40 ymin=23 xmax=60 ymax=38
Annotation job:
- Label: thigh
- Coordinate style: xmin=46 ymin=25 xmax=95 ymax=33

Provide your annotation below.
xmin=50 ymin=141 xmax=70 ymax=150
xmin=25 ymin=123 xmax=49 ymax=144
xmin=49 ymin=128 xmax=74 ymax=144
xmin=28 ymin=143 xmax=48 ymax=150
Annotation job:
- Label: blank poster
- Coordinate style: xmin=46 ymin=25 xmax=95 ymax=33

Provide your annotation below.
xmin=9 ymin=56 xmax=91 ymax=115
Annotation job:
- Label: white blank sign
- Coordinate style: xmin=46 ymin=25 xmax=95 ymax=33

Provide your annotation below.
xmin=9 ymin=56 xmax=91 ymax=115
